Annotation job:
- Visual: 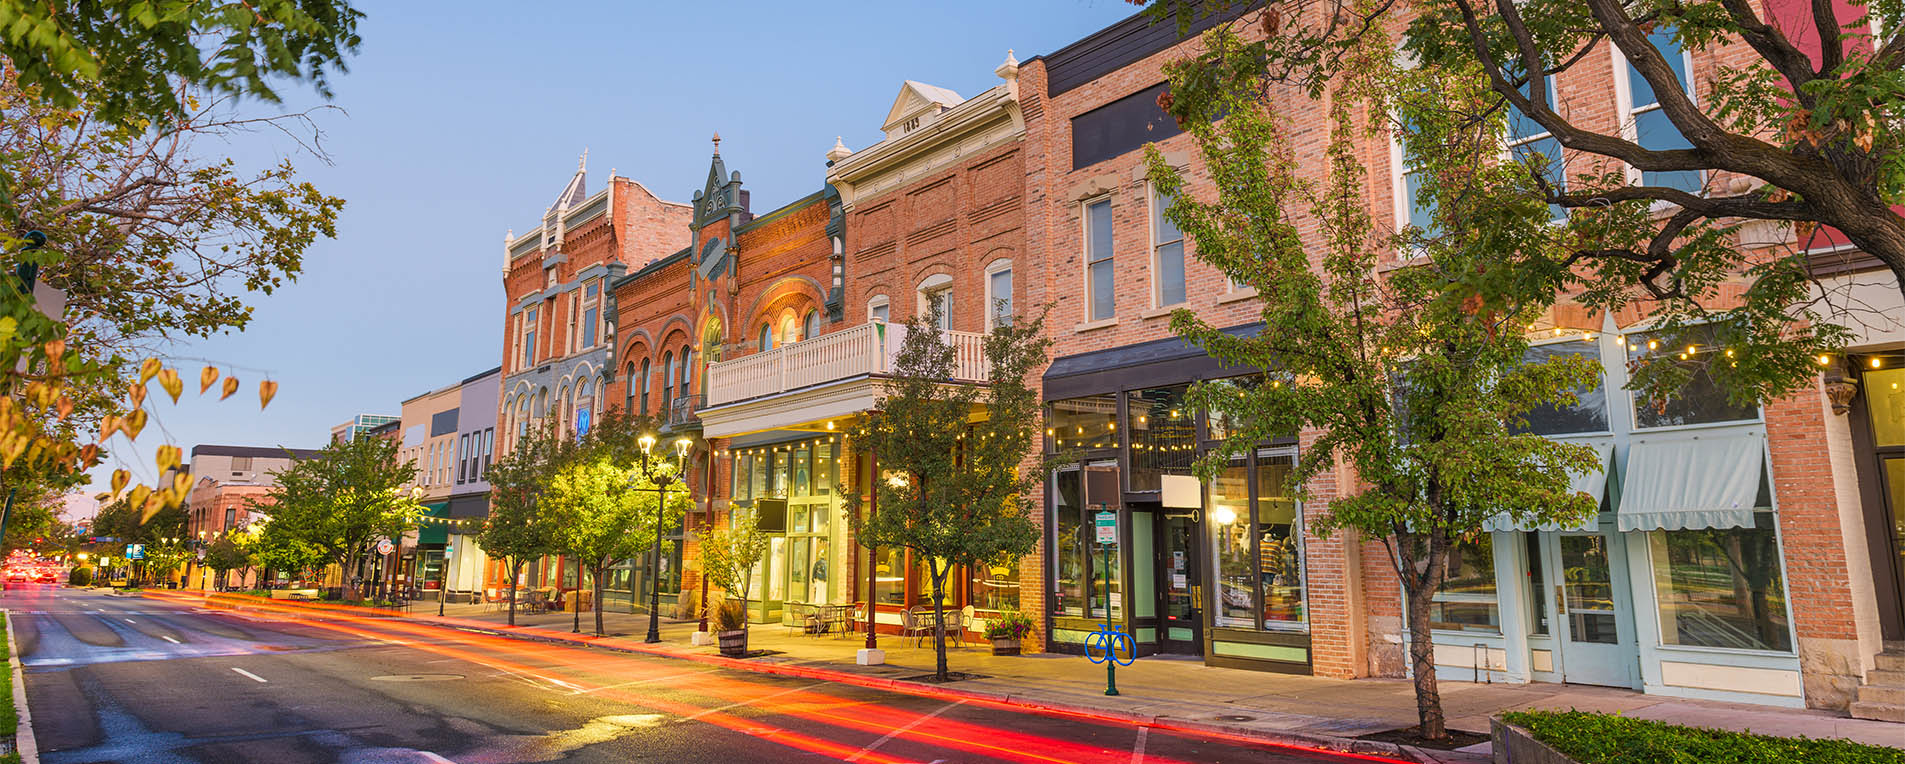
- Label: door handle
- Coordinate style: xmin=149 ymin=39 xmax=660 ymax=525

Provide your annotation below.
xmin=1555 ymin=585 xmax=1566 ymax=615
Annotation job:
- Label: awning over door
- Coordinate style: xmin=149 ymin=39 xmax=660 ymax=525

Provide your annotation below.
xmin=1483 ymin=440 xmax=1612 ymax=533
xmin=1616 ymin=431 xmax=1765 ymax=532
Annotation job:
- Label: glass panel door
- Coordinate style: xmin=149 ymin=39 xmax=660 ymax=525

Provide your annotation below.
xmin=1547 ymin=532 xmax=1638 ymax=687
xmin=1160 ymin=514 xmax=1202 ymax=654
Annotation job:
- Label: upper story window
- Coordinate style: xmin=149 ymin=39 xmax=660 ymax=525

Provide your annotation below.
xmin=918 ymin=274 xmax=953 ymax=332
xmin=867 ymin=295 xmax=890 ymax=324
xmin=985 ymin=259 xmax=1013 ymax=330
xmin=1085 ymin=198 xmax=1115 ymax=321
xmin=1624 ymin=329 xmax=1759 ymax=428
xmin=679 ymin=345 xmax=692 ymax=397
xmin=1622 ymin=27 xmax=1703 ymax=193
xmin=1513 ymin=338 xmax=1609 ymax=436
xmin=1507 ymin=75 xmax=1567 ymax=222
xmin=803 ymin=310 xmax=819 ymax=342
xmin=779 ymin=310 xmax=800 ymax=345
xmin=581 ymin=280 xmax=600 ymax=349
xmin=758 ymin=324 xmax=773 ymax=351
xmin=1151 ymin=185 xmax=1186 ymax=307
xmin=662 ymin=351 xmax=677 ymax=408
xmin=638 ymin=358 xmax=652 ymax=415
xmin=523 ymin=307 xmax=539 ymax=366
xmin=1392 ymin=128 xmax=1437 ymax=248
xmin=1071 ymin=82 xmax=1182 ymax=170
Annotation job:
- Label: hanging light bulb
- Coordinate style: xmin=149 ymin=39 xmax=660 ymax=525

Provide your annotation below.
xmin=1647 ymin=339 xmax=1658 ymax=350
xmin=1817 ymin=354 xmax=1832 ymax=366
xmin=1871 ymin=357 xmax=1884 ymax=369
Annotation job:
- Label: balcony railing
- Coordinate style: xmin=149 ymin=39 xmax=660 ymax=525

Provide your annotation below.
xmin=705 ymin=321 xmax=989 ymax=407
xmin=665 ymin=394 xmax=704 ymax=429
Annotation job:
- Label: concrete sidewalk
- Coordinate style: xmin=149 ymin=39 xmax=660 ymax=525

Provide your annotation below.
xmin=288 ymin=597 xmax=1905 ymax=759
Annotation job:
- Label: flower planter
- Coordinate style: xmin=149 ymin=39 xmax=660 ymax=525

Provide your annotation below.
xmin=717 ymin=629 xmax=749 ymax=657
xmin=990 ymin=637 xmax=1021 ymax=656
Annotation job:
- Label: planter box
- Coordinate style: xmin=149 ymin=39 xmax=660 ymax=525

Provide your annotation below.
xmin=717 ymin=629 xmax=749 ymax=657
xmin=991 ymin=637 xmax=1021 ymax=656
xmin=1491 ymin=717 xmax=1578 ymax=764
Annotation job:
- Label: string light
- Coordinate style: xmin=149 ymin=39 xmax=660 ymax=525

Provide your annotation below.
xmin=1647 ymin=339 xmax=1659 ymax=351
xmin=1872 ymin=357 xmax=1884 ymax=369
xmin=1817 ymin=354 xmax=1832 ymax=366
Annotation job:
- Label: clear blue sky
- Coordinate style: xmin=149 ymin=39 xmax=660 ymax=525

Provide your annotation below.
xmin=101 ymin=1 xmax=1141 ymax=492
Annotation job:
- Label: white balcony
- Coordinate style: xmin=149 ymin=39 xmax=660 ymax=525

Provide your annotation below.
xmin=705 ymin=321 xmax=990 ymax=409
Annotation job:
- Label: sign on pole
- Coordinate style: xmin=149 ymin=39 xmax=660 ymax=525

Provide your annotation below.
xmin=125 ymin=544 xmax=145 ymax=560
xmin=376 ymin=539 xmax=394 ymax=556
xmin=1094 ymin=512 xmax=1116 ymax=545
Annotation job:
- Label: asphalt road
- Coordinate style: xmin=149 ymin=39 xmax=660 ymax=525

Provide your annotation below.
xmin=5 ymin=585 xmax=1377 ymax=763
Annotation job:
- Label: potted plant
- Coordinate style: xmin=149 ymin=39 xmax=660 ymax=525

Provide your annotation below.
xmin=700 ymin=507 xmax=768 ymax=658
xmin=984 ymin=610 xmax=1035 ymax=656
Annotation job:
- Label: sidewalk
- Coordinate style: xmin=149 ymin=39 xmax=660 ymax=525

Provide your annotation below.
xmin=265 ymin=596 xmax=1905 ymax=760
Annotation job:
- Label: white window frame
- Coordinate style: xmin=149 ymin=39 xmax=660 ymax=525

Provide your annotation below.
xmin=1611 ymin=29 xmax=1703 ymax=194
xmin=580 ymin=278 xmax=601 ymax=350
xmin=1505 ymin=75 xmax=1568 ymax=225
xmin=1082 ymin=196 xmax=1115 ymax=322
xmin=917 ymin=273 xmax=953 ymax=332
xmin=1148 ymin=183 xmax=1187 ymax=308
xmin=803 ymin=309 xmax=820 ymax=342
xmin=1389 ymin=129 xmax=1431 ymax=260
xmin=566 ymin=292 xmax=579 ymax=355
xmin=867 ymin=295 xmax=890 ymax=324
xmin=984 ymin=258 xmax=1013 ymax=331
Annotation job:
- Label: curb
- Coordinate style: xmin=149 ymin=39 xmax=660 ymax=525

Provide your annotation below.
xmin=165 ymin=592 xmax=1428 ymax=762
xmin=5 ymin=611 xmax=39 ymax=764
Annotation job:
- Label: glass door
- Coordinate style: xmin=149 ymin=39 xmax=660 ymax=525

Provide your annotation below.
xmin=1545 ymin=532 xmax=1638 ymax=687
xmin=1159 ymin=513 xmax=1202 ymax=654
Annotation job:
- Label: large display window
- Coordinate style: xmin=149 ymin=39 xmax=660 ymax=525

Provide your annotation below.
xmin=1208 ymin=447 xmax=1306 ymax=632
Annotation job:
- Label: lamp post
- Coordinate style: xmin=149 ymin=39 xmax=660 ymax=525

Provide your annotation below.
xmin=637 ymin=434 xmax=691 ymax=644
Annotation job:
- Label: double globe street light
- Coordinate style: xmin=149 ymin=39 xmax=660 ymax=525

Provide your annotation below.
xmin=635 ymin=434 xmax=692 ymax=644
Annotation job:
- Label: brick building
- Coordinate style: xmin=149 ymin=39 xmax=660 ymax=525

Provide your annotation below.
xmin=182 ymin=444 xmax=324 ymax=590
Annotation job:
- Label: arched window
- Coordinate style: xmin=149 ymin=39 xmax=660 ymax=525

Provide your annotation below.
xmin=759 ymin=324 xmax=772 ymax=351
xmin=918 ymin=273 xmax=953 ymax=332
xmin=985 ymin=258 xmax=1014 ymax=330
xmin=638 ymin=358 xmax=651 ymax=415
xmin=779 ymin=309 xmax=799 ymax=345
xmin=679 ymin=345 xmax=693 ymax=398
xmin=803 ymin=310 xmax=819 ymax=342
xmin=624 ymin=362 xmax=636 ymax=411
xmin=867 ymin=295 xmax=890 ymax=323
xmin=662 ymin=351 xmax=676 ymax=412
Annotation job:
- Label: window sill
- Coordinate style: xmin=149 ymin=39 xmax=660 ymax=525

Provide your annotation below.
xmin=1217 ymin=287 xmax=1258 ymax=305
xmin=1140 ymin=304 xmax=1186 ymax=320
xmin=1073 ymin=317 xmax=1121 ymax=333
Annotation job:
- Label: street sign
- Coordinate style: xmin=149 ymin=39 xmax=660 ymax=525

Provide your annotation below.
xmin=376 ymin=539 xmax=394 ymax=556
xmin=125 ymin=544 xmax=145 ymax=560
xmin=1094 ymin=512 xmax=1116 ymax=544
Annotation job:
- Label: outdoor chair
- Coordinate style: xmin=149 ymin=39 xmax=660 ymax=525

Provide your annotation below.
xmin=901 ymin=606 xmax=937 ymax=648
xmin=782 ymin=602 xmax=811 ymax=636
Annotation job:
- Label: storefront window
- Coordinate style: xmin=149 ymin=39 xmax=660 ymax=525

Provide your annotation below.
xmin=1626 ymin=330 xmax=1759 ymax=428
xmin=1054 ymin=468 xmax=1085 ymax=616
xmin=1085 ymin=462 xmax=1121 ymax=619
xmin=972 ymin=555 xmax=1020 ymax=611
xmin=871 ymin=546 xmax=905 ymax=606
xmin=1516 ymin=341 xmax=1608 ymax=435
xmin=1257 ymin=452 xmax=1305 ymax=628
xmin=769 ymin=450 xmax=789 ymax=497
xmin=1649 ymin=516 xmax=1792 ymax=652
xmin=750 ymin=451 xmax=768 ymax=498
xmin=914 ymin=556 xmax=957 ymax=607
xmin=1203 ymin=376 xmax=1262 ymax=441
xmin=1430 ymin=536 xmax=1499 ymax=633
xmin=816 ymin=442 xmax=836 ymax=495
xmin=1050 ymin=395 xmax=1119 ymax=451
xmin=1211 ymin=458 xmax=1252 ymax=627
xmin=794 ymin=447 xmax=812 ymax=497
xmin=1127 ymin=386 xmax=1196 ymax=492
xmin=1865 ymin=367 xmax=1905 ymax=447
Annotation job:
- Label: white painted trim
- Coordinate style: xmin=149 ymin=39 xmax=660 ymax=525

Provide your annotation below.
xmin=983 ymin=258 xmax=1012 ymax=332
xmin=7 ymin=610 xmax=39 ymax=764
xmin=1081 ymin=195 xmax=1115 ymax=323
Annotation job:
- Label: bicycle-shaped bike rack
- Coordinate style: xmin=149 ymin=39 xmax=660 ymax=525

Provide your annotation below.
xmin=1084 ymin=622 xmax=1136 ymax=696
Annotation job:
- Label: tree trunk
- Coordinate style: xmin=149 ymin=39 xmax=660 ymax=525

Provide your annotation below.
xmin=593 ymin=561 xmax=607 ymax=636
xmin=1404 ymin=581 xmax=1448 ymax=740
xmin=508 ymin=559 xmax=522 ymax=627
xmin=930 ymin=561 xmax=949 ymax=682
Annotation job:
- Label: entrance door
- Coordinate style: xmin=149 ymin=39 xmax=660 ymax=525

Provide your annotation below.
xmin=1546 ymin=532 xmax=1638 ymax=687
xmin=1159 ymin=514 xmax=1203 ymax=654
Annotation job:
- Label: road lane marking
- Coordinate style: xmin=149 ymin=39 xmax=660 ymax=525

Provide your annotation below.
xmin=543 ymin=677 xmax=582 ymax=690
xmin=231 ymin=667 xmax=268 ymax=683
xmin=847 ymin=699 xmax=965 ymax=762
xmin=569 ymin=670 xmax=705 ymax=695
xmin=1131 ymin=726 xmax=1149 ymax=763
xmin=418 ymin=754 xmax=454 ymax=764
xmin=683 ymin=682 xmax=829 ymax=722
xmin=123 ymin=618 xmax=136 ymax=624
xmin=160 ymin=635 xmax=180 ymax=644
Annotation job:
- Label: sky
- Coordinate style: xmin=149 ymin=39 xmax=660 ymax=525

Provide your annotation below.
xmin=95 ymin=1 xmax=1143 ymax=494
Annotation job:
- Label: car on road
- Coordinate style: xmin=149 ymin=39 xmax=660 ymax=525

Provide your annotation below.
xmin=4 ymin=569 xmax=26 ymax=583
xmin=34 ymin=569 xmax=58 ymax=583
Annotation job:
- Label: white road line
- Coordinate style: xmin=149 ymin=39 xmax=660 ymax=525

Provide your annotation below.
xmin=231 ymin=667 xmax=268 ymax=683
xmin=160 ymin=635 xmax=181 ymax=644
xmin=543 ymin=677 xmax=582 ymax=691
xmin=569 ymin=670 xmax=705 ymax=696
xmin=846 ymin=699 xmax=965 ymax=762
xmin=417 ymin=754 xmax=455 ymax=764
xmin=1131 ymin=726 xmax=1149 ymax=763
xmin=123 ymin=618 xmax=136 ymax=624
xmin=683 ymin=682 xmax=829 ymax=723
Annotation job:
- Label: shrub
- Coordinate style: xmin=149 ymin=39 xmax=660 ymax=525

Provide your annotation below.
xmin=712 ymin=600 xmax=747 ymax=632
xmin=983 ymin=610 xmax=1035 ymax=641
xmin=66 ymin=567 xmax=92 ymax=586
xmin=1502 ymin=710 xmax=1905 ymax=764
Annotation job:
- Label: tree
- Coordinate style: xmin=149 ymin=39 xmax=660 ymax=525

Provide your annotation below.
xmin=203 ymin=530 xmax=253 ymax=591
xmin=1145 ymin=25 xmax=1613 ymax=739
xmin=476 ymin=422 xmax=561 ymax=627
xmin=0 ymin=0 xmax=362 ymax=127
xmin=846 ymin=308 xmax=1048 ymax=681
xmin=699 ymin=506 xmax=768 ymax=633
xmin=543 ymin=450 xmax=688 ymax=636
xmin=254 ymin=436 xmax=419 ymax=600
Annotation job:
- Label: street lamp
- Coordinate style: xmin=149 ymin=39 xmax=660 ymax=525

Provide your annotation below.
xmin=636 ymin=434 xmax=691 ymax=644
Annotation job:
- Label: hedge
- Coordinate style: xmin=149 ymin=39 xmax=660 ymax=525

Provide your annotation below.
xmin=1501 ymin=710 xmax=1905 ymax=764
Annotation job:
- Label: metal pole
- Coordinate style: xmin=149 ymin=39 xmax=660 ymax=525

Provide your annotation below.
xmin=646 ymin=472 xmax=665 ymax=643
xmin=698 ymin=449 xmax=712 ymax=634
xmin=864 ymin=447 xmax=878 ymax=650
xmin=1103 ymin=531 xmax=1118 ymax=696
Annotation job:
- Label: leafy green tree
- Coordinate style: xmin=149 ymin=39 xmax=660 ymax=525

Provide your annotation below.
xmin=253 ymin=436 xmax=419 ymax=600
xmin=543 ymin=451 xmax=688 ymax=636
xmin=475 ymin=422 xmax=562 ymax=626
xmin=203 ymin=530 xmax=254 ymax=590
xmin=846 ymin=309 xmax=1049 ymax=681
xmin=1145 ymin=25 xmax=1612 ymax=739
xmin=0 ymin=0 xmax=362 ymax=127
xmin=699 ymin=506 xmax=768 ymax=633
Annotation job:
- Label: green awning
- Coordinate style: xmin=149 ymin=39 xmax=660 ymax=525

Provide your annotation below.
xmin=1616 ymin=431 xmax=1764 ymax=532
xmin=417 ymin=501 xmax=451 ymax=545
xmin=1483 ymin=440 xmax=1611 ymax=533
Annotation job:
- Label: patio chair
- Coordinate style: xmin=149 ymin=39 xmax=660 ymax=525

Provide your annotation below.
xmin=901 ymin=606 xmax=935 ymax=648
xmin=958 ymin=605 xmax=977 ymax=647
xmin=783 ymin=602 xmax=811 ymax=636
